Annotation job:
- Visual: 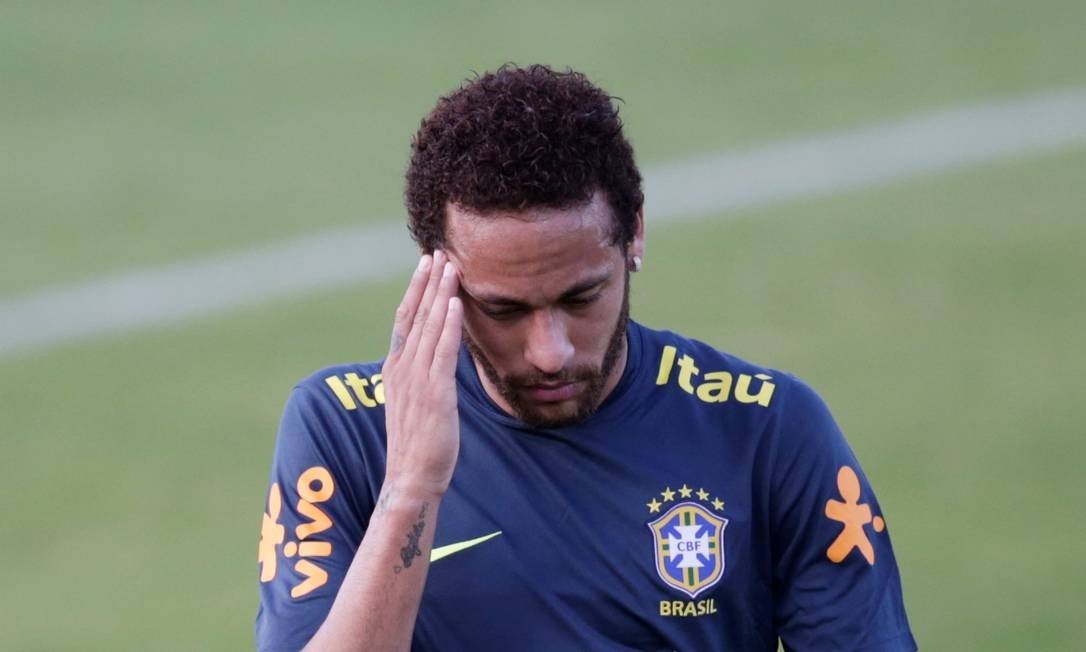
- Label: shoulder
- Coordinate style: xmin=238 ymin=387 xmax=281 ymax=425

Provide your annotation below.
xmin=273 ymin=360 xmax=389 ymax=468
xmin=293 ymin=360 xmax=388 ymax=413
xmin=634 ymin=322 xmax=841 ymax=460
xmin=635 ymin=321 xmax=799 ymax=412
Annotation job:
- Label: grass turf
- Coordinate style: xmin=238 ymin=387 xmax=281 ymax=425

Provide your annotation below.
xmin=2 ymin=1 xmax=1086 ymax=648
xmin=3 ymin=0 xmax=1085 ymax=293
xmin=2 ymin=145 xmax=1084 ymax=649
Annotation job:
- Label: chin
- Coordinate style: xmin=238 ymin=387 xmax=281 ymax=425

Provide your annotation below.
xmin=513 ymin=395 xmax=595 ymax=429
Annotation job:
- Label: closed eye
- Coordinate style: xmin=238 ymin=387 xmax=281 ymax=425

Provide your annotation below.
xmin=479 ymin=294 xmax=598 ymax=320
xmin=463 ymin=273 xmax=609 ymax=320
xmin=479 ymin=304 xmax=527 ymax=320
xmin=562 ymin=293 xmax=601 ymax=308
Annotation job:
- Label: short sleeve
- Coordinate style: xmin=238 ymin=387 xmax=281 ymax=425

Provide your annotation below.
xmin=770 ymin=378 xmax=916 ymax=652
xmin=255 ymin=385 xmax=374 ymax=651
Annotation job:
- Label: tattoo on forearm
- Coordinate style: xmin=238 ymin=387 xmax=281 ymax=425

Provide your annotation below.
xmin=393 ymin=502 xmax=429 ymax=574
xmin=379 ymin=488 xmax=395 ymax=513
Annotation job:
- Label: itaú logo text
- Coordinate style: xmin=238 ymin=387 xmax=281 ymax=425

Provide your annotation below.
xmin=654 ymin=345 xmax=775 ymax=406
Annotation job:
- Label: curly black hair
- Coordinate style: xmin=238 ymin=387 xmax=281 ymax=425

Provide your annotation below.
xmin=405 ymin=64 xmax=643 ymax=252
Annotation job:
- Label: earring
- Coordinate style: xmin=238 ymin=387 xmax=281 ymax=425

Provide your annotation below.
xmin=632 ymin=255 xmax=643 ymax=272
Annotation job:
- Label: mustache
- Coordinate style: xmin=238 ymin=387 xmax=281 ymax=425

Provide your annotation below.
xmin=504 ymin=366 xmax=600 ymax=388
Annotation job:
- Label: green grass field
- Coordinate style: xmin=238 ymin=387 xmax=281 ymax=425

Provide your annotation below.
xmin=2 ymin=2 xmax=1085 ymax=649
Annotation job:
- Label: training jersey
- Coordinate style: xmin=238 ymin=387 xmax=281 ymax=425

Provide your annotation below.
xmin=255 ymin=320 xmax=916 ymax=651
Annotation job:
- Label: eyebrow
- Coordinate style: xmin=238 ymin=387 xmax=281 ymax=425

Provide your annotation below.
xmin=461 ymin=273 xmax=611 ymax=308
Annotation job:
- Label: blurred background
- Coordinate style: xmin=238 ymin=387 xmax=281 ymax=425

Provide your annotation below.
xmin=2 ymin=1 xmax=1084 ymax=649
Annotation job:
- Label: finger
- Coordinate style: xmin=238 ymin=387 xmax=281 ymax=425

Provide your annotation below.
xmin=388 ymin=255 xmax=433 ymax=359
xmin=430 ymin=296 xmax=463 ymax=380
xmin=415 ymin=261 xmax=459 ymax=369
xmin=400 ymin=249 xmax=446 ymax=363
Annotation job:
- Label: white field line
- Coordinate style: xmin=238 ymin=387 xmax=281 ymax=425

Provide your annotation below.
xmin=3 ymin=87 xmax=1086 ymax=358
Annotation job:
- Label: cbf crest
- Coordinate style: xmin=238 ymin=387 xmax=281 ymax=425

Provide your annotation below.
xmin=645 ymin=485 xmax=728 ymax=599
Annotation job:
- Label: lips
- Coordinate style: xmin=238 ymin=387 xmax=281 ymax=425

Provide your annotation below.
xmin=522 ymin=381 xmax=582 ymax=403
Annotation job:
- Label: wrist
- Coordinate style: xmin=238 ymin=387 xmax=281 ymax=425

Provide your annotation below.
xmin=378 ymin=476 xmax=445 ymax=513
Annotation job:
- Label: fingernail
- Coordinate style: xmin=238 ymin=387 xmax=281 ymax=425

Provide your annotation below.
xmin=443 ymin=262 xmax=455 ymax=278
xmin=417 ymin=256 xmax=430 ymax=272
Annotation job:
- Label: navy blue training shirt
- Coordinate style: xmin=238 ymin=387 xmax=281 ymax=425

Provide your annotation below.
xmin=256 ymin=320 xmax=916 ymax=651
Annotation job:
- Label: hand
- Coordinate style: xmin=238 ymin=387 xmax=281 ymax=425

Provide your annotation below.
xmin=380 ymin=251 xmax=463 ymax=499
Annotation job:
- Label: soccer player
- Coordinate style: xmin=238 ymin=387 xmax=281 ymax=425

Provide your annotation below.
xmin=256 ymin=64 xmax=916 ymax=651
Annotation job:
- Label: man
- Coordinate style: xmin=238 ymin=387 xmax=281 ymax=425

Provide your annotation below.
xmin=256 ymin=64 xmax=916 ymax=651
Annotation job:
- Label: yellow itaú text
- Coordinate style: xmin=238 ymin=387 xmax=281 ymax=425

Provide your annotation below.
xmin=655 ymin=345 xmax=775 ymax=406
xmin=324 ymin=372 xmax=384 ymax=410
xmin=659 ymin=598 xmax=718 ymax=617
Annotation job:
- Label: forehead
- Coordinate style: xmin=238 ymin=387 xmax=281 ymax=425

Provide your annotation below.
xmin=445 ymin=192 xmax=618 ymax=297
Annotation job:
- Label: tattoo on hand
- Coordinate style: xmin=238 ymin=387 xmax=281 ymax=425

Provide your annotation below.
xmin=390 ymin=331 xmax=405 ymax=353
xmin=395 ymin=502 xmax=429 ymax=573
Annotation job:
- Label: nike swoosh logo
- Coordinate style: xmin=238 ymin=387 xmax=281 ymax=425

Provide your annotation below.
xmin=430 ymin=531 xmax=503 ymax=562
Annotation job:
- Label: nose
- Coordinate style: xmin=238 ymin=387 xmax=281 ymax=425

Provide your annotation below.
xmin=524 ymin=309 xmax=574 ymax=375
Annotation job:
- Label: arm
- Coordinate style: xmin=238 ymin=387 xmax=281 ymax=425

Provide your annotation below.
xmin=303 ymin=251 xmax=462 ymax=651
xmin=304 ymin=483 xmax=439 ymax=651
xmin=769 ymin=378 xmax=916 ymax=652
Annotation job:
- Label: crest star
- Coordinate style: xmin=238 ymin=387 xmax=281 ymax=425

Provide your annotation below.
xmin=696 ymin=488 xmax=710 ymax=501
xmin=661 ymin=487 xmax=676 ymax=502
xmin=712 ymin=497 xmax=725 ymax=511
xmin=647 ymin=498 xmax=663 ymax=513
xmin=678 ymin=484 xmax=693 ymax=498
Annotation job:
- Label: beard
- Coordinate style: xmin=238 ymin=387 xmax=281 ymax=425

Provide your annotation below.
xmin=464 ymin=270 xmax=630 ymax=429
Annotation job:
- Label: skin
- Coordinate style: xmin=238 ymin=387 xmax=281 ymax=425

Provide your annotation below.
xmin=304 ymin=251 xmax=462 ymax=651
xmin=447 ymin=191 xmax=645 ymax=428
xmin=305 ymin=192 xmax=644 ymax=650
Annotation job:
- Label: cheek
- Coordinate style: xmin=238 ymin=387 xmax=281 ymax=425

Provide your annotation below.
xmin=570 ymin=293 xmax=625 ymax=351
xmin=463 ymin=312 xmax=523 ymax=362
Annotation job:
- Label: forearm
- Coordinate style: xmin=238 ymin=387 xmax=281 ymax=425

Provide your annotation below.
xmin=304 ymin=253 xmax=461 ymax=650
xmin=304 ymin=483 xmax=441 ymax=652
